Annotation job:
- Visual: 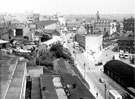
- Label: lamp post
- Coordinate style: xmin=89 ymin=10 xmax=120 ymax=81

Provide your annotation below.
xmin=104 ymin=83 xmax=107 ymax=99
xmin=84 ymin=63 xmax=85 ymax=79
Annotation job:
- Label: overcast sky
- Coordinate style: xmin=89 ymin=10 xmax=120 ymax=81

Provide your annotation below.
xmin=0 ymin=0 xmax=134 ymax=15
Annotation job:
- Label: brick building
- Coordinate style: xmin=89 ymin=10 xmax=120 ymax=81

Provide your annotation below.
xmin=123 ymin=17 xmax=134 ymax=32
xmin=117 ymin=36 xmax=135 ymax=54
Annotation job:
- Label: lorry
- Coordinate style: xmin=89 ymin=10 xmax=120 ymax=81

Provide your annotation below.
xmin=113 ymin=54 xmax=120 ymax=60
xmin=119 ymin=50 xmax=124 ymax=58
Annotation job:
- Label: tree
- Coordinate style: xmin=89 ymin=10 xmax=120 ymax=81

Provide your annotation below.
xmin=50 ymin=43 xmax=63 ymax=58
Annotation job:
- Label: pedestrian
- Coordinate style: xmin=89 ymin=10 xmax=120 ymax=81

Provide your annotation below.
xmin=96 ymin=92 xmax=98 ymax=97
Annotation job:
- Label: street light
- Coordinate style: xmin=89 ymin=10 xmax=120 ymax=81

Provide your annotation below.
xmin=84 ymin=63 xmax=85 ymax=79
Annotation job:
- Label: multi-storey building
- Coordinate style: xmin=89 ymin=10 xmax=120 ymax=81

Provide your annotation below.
xmin=75 ymin=25 xmax=103 ymax=60
xmin=117 ymin=35 xmax=135 ymax=54
xmin=123 ymin=17 xmax=134 ymax=32
xmin=93 ymin=19 xmax=111 ymax=35
xmin=27 ymin=14 xmax=40 ymax=23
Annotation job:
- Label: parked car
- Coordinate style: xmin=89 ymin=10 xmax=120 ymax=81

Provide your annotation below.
xmin=124 ymin=53 xmax=129 ymax=59
xmin=67 ymin=40 xmax=70 ymax=43
xmin=95 ymin=61 xmax=103 ymax=66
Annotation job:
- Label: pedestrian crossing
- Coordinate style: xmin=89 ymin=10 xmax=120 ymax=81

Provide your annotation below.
xmin=80 ymin=67 xmax=104 ymax=73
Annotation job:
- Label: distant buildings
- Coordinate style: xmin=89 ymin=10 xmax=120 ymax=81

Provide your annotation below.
xmin=27 ymin=14 xmax=40 ymax=23
xmin=123 ymin=17 xmax=134 ymax=32
xmin=66 ymin=21 xmax=80 ymax=32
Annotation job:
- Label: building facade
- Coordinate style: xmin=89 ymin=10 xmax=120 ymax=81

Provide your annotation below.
xmin=110 ymin=20 xmax=117 ymax=35
xmin=27 ymin=14 xmax=40 ymax=23
xmin=75 ymin=25 xmax=103 ymax=60
xmin=117 ymin=36 xmax=135 ymax=54
xmin=93 ymin=19 xmax=110 ymax=35
xmin=123 ymin=17 xmax=134 ymax=32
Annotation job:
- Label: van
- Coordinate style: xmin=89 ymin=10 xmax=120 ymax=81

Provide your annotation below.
xmin=119 ymin=50 xmax=124 ymax=58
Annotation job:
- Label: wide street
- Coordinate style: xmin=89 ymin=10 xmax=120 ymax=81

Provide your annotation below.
xmin=64 ymin=33 xmax=130 ymax=99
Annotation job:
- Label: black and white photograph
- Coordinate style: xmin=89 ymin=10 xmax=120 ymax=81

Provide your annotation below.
xmin=0 ymin=0 xmax=135 ymax=99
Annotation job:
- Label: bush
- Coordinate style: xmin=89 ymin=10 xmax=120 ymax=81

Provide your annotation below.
xmin=36 ymin=58 xmax=54 ymax=70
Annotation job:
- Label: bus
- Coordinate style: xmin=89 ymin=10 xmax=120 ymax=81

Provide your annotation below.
xmin=108 ymin=90 xmax=122 ymax=99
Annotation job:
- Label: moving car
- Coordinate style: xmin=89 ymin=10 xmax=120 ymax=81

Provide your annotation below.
xmin=99 ymin=78 xmax=105 ymax=83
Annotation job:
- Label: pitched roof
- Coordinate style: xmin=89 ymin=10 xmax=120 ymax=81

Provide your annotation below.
xmin=44 ymin=29 xmax=54 ymax=34
xmin=36 ymin=20 xmax=58 ymax=28
xmin=118 ymin=36 xmax=134 ymax=41
xmin=60 ymin=73 xmax=95 ymax=99
xmin=44 ymin=29 xmax=60 ymax=36
xmin=0 ymin=27 xmax=9 ymax=35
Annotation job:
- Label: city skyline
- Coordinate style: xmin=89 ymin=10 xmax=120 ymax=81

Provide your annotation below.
xmin=0 ymin=0 xmax=134 ymax=15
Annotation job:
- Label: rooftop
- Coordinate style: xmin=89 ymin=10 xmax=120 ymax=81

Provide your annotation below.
xmin=60 ymin=72 xmax=95 ymax=99
xmin=0 ymin=27 xmax=9 ymax=35
xmin=104 ymin=60 xmax=135 ymax=78
xmin=118 ymin=36 xmax=134 ymax=41
xmin=5 ymin=61 xmax=26 ymax=99
xmin=40 ymin=74 xmax=58 ymax=99
xmin=36 ymin=20 xmax=58 ymax=28
xmin=0 ymin=56 xmax=18 ymax=99
xmin=0 ymin=39 xmax=9 ymax=44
